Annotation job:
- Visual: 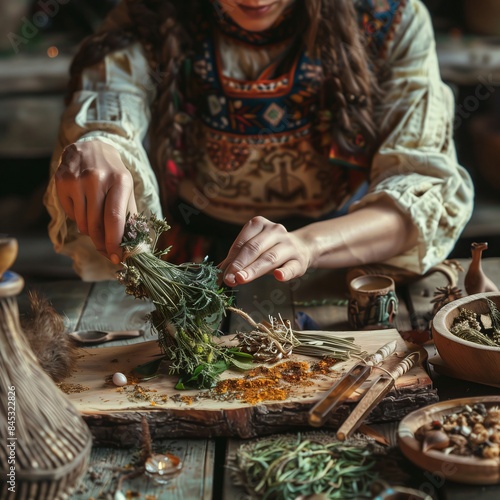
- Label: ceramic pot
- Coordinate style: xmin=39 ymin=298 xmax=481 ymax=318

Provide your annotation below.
xmin=464 ymin=242 xmax=498 ymax=295
xmin=347 ymin=274 xmax=398 ymax=330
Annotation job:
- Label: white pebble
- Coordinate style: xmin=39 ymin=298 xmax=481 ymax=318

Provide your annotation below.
xmin=112 ymin=372 xmax=128 ymax=387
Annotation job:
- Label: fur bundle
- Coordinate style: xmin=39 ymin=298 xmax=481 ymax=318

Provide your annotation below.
xmin=20 ymin=290 xmax=78 ymax=382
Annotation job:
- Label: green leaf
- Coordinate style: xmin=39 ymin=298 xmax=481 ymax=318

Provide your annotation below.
xmin=175 ymin=361 xmax=230 ymax=390
xmin=133 ymin=356 xmax=165 ymax=378
xmin=192 ymin=364 xmax=205 ymax=377
xmin=228 ymin=348 xmax=254 ymax=360
xmin=230 ymin=358 xmax=255 ymax=371
xmin=211 ymin=359 xmax=230 ymax=375
xmin=179 ymin=365 xmax=205 ymax=386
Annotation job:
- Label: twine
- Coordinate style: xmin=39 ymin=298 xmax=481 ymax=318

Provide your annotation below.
xmin=123 ymin=241 xmax=152 ymax=260
xmin=372 ymin=351 xmax=421 ymax=381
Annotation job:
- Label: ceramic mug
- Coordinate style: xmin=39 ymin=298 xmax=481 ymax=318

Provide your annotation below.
xmin=348 ymin=274 xmax=398 ymax=330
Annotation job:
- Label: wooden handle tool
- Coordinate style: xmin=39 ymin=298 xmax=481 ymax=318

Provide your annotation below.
xmin=308 ymin=340 xmax=397 ymax=427
xmin=336 ymin=350 xmax=421 ymax=440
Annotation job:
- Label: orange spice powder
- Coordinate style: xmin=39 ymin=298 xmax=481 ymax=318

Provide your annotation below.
xmin=213 ymin=358 xmax=340 ymax=405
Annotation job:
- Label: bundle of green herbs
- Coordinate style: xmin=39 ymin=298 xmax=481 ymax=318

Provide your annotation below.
xmin=231 ymin=432 xmax=383 ymax=499
xmin=117 ymin=213 xmax=253 ymax=389
xmin=450 ymin=298 xmax=500 ymax=347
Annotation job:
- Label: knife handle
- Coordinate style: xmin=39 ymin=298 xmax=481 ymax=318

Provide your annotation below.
xmin=308 ymin=363 xmax=372 ymax=427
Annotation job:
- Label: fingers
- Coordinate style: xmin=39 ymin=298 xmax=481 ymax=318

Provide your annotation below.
xmin=103 ymin=186 xmax=137 ymax=264
xmin=55 ymin=145 xmax=82 ymax=223
xmin=221 ymin=217 xmax=308 ymax=286
xmin=54 ymin=141 xmax=136 ymax=264
xmin=219 ymin=217 xmax=269 ymax=274
xmin=273 ymin=260 xmax=303 ymax=282
xmin=84 ymin=173 xmax=136 ymax=264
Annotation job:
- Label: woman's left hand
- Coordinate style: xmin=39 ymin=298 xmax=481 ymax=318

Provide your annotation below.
xmin=219 ymin=216 xmax=314 ymax=286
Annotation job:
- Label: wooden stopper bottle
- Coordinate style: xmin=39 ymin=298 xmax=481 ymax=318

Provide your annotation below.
xmin=464 ymin=242 xmax=499 ymax=295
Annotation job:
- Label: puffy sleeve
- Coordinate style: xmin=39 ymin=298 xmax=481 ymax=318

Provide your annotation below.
xmin=43 ymin=3 xmax=161 ymax=281
xmin=350 ymin=0 xmax=474 ymax=274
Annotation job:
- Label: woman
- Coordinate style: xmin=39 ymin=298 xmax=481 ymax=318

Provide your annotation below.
xmin=44 ymin=0 xmax=474 ymax=285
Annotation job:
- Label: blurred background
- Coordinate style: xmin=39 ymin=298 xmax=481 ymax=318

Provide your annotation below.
xmin=0 ymin=0 xmax=499 ymax=280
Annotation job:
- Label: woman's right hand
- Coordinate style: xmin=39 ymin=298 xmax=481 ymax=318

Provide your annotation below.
xmin=55 ymin=140 xmax=137 ymax=264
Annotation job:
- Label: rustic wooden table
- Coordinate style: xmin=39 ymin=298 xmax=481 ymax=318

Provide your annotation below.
xmin=15 ymin=258 xmax=500 ymax=500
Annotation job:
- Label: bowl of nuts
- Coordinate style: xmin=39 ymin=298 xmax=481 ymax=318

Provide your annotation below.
xmin=431 ymin=292 xmax=500 ymax=387
xmin=398 ymin=396 xmax=500 ymax=484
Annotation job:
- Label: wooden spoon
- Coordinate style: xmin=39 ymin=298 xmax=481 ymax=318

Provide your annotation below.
xmin=68 ymin=329 xmax=144 ymax=345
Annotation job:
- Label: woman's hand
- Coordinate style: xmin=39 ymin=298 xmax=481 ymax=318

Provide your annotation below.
xmin=219 ymin=216 xmax=315 ymax=286
xmin=55 ymin=140 xmax=137 ymax=264
xmin=218 ymin=200 xmax=419 ymax=287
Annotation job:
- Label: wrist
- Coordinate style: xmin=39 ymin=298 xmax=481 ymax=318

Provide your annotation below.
xmin=293 ymin=227 xmax=322 ymax=269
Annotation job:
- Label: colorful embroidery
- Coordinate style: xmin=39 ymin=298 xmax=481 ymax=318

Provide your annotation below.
xmin=358 ymin=0 xmax=406 ymax=59
xmin=192 ymin=37 xmax=322 ymax=142
xmin=172 ymin=0 xmax=407 ymax=224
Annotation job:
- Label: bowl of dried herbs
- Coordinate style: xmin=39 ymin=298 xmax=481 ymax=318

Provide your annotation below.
xmin=432 ymin=292 xmax=500 ymax=386
xmin=398 ymin=396 xmax=500 ymax=485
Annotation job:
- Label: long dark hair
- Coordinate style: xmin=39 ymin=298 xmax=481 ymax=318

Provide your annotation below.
xmin=66 ymin=0 xmax=382 ymax=206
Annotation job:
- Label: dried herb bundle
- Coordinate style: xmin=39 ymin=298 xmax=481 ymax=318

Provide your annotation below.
xmin=231 ymin=432 xmax=381 ymax=499
xmin=450 ymin=298 xmax=500 ymax=347
xmin=230 ymin=309 xmax=364 ymax=363
xmin=117 ymin=213 xmax=251 ymax=388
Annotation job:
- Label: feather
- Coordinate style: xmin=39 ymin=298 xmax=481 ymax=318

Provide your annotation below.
xmin=20 ymin=290 xmax=78 ymax=382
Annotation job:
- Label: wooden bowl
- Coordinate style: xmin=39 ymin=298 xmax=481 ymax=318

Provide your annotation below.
xmin=431 ymin=292 xmax=500 ymax=386
xmin=398 ymin=396 xmax=500 ymax=485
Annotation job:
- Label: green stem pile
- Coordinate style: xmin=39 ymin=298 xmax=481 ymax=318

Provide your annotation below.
xmin=233 ymin=433 xmax=380 ymax=499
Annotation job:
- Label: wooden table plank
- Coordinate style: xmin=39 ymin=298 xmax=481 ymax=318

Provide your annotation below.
xmin=72 ymin=439 xmax=215 ymax=500
xmin=223 ymin=438 xmax=248 ymax=500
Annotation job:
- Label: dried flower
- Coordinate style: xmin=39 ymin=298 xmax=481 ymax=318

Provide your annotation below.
xmin=430 ymin=285 xmax=463 ymax=316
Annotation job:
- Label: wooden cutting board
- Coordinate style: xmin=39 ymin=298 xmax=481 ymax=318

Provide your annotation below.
xmin=60 ymin=329 xmax=436 ymax=446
